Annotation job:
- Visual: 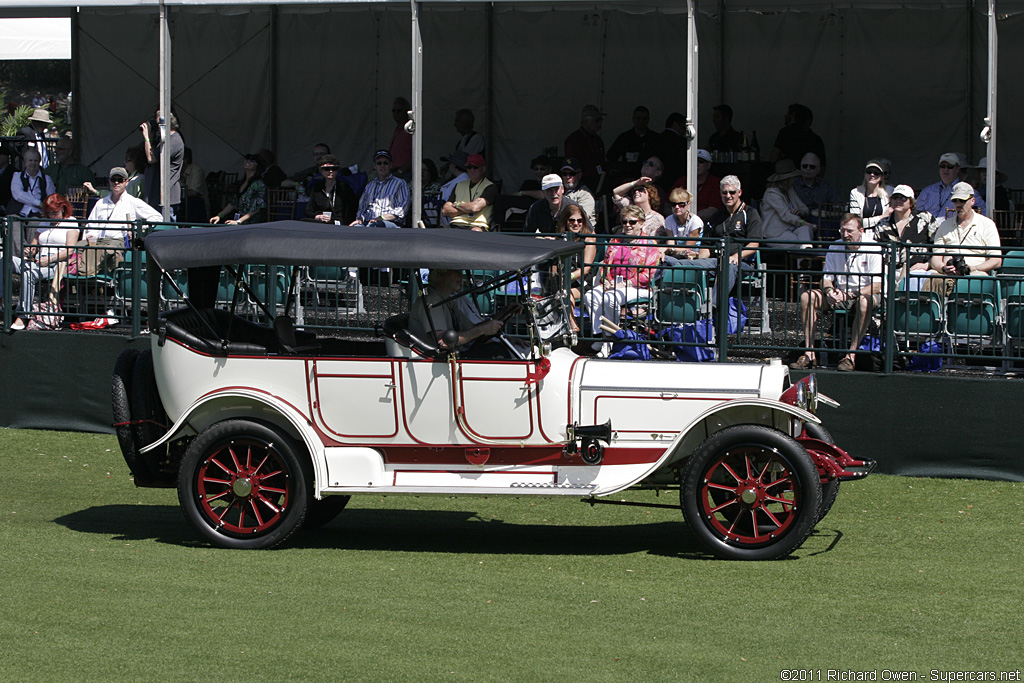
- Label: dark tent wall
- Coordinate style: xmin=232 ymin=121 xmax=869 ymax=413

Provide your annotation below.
xmin=6 ymin=2 xmax=1021 ymax=196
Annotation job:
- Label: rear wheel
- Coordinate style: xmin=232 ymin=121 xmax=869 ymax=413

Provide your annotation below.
xmin=681 ymin=425 xmax=821 ymax=560
xmin=131 ymin=350 xmax=173 ymax=486
xmin=178 ymin=420 xmax=311 ymax=549
xmin=111 ymin=349 xmax=140 ymax=479
xmin=303 ymin=496 xmax=351 ymax=530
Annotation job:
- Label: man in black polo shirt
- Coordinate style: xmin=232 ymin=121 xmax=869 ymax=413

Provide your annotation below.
xmin=524 ymin=174 xmax=566 ymax=234
xmin=692 ymin=174 xmax=763 ymax=296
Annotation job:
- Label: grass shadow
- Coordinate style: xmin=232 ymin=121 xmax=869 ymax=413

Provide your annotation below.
xmin=54 ymin=504 xmax=845 ymax=560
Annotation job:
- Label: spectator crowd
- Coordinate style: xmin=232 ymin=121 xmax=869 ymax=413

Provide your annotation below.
xmin=1 ymin=99 xmax=1017 ymax=371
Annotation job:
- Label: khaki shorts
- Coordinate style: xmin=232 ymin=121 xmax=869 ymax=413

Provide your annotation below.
xmin=75 ymin=237 xmax=125 ymax=277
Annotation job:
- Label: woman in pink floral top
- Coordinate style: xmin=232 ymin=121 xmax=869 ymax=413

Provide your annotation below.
xmin=582 ymin=205 xmax=664 ymax=354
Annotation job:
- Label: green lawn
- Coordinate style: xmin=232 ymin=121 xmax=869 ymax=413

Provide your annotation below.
xmin=1 ymin=428 xmax=1021 ymax=682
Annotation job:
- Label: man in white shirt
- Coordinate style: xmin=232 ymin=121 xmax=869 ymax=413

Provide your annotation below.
xmin=791 ymin=214 xmax=883 ymax=372
xmin=81 ymin=166 xmax=162 ymax=275
xmin=929 ymin=182 xmax=1001 ymax=277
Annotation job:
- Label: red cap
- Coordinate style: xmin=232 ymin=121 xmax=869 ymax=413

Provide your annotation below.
xmin=466 ymin=154 xmax=485 ymax=168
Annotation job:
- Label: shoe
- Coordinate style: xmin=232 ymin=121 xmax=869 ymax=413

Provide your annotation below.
xmin=789 ymin=354 xmax=814 ymax=370
xmin=837 ymin=357 xmax=855 ymax=372
xmin=9 ymin=318 xmax=26 ymax=331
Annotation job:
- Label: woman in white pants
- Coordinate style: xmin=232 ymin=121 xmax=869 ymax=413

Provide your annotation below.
xmin=583 ymin=205 xmax=663 ymax=353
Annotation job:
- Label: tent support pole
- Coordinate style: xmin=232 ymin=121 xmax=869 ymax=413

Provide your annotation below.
xmin=411 ymin=0 xmax=423 ymax=228
xmin=686 ymin=0 xmax=698 ymax=203
xmin=985 ymin=0 xmax=997 ymax=213
xmin=158 ymin=0 xmax=171 ymax=222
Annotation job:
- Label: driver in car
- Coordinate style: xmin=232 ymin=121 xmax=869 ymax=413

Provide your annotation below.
xmin=408 ymin=269 xmax=520 ymax=357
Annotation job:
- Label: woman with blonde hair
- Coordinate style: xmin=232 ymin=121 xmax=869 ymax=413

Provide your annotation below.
xmin=662 ymin=187 xmax=704 ymax=262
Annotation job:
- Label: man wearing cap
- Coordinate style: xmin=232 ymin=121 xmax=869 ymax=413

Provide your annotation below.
xmin=563 ymin=104 xmax=606 ymax=193
xmin=917 ymin=153 xmax=987 ymax=221
xmin=442 ymin=154 xmax=497 ymax=232
xmin=18 ymin=108 xmax=54 ymax=168
xmin=351 ymin=149 xmax=409 ymax=229
xmin=929 ymin=182 xmax=1001 ymax=277
xmin=45 ymin=137 xmax=95 ymax=196
xmin=438 ymin=150 xmax=470 ymax=226
xmin=524 ymin=174 xmax=566 ymax=234
xmin=82 ymin=166 xmax=162 ymax=276
xmin=559 ymin=158 xmax=598 ymax=232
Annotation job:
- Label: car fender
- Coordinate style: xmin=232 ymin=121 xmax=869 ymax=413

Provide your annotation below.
xmin=139 ymin=388 xmax=328 ymax=492
xmin=596 ymin=398 xmax=821 ymax=495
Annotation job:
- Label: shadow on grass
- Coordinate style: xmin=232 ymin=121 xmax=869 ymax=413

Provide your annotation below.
xmin=53 ymin=505 xmax=846 ymax=560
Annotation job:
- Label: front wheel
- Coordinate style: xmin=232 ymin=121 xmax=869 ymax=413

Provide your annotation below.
xmin=681 ymin=425 xmax=821 ymax=560
xmin=178 ymin=420 xmax=311 ymax=549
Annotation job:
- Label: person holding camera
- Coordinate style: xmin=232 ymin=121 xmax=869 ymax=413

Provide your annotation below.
xmin=791 ymin=214 xmax=883 ymax=372
xmin=928 ymin=182 xmax=1001 ymax=280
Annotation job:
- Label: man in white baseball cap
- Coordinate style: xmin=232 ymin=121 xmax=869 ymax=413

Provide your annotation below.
xmin=917 ymin=152 xmax=986 ymax=220
xmin=929 ymin=181 xmax=1001 ymax=279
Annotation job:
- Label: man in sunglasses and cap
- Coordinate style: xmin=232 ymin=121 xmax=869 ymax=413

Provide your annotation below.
xmin=917 ymin=152 xmax=986 ymax=221
xmin=81 ymin=166 xmax=162 ymax=276
xmin=350 ymin=149 xmax=409 ymax=229
xmin=442 ymin=154 xmax=496 ymax=231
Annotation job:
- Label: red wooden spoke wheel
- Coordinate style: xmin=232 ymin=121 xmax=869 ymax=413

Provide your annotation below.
xmin=179 ymin=420 xmax=311 ymax=549
xmin=682 ymin=425 xmax=821 ymax=560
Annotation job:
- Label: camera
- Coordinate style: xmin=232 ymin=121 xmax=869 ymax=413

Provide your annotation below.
xmin=948 ymin=255 xmax=971 ymax=276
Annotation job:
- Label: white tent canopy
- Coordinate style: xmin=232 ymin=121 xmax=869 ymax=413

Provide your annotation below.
xmin=0 ymin=1 xmax=1017 ymax=215
xmin=0 ymin=17 xmax=71 ymax=60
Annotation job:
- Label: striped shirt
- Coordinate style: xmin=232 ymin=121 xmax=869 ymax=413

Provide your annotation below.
xmin=356 ymin=174 xmax=409 ymax=225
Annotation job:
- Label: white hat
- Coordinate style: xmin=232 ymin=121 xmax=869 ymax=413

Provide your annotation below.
xmin=950 ymin=182 xmax=974 ymax=201
xmin=938 ymin=153 xmax=959 ymax=166
xmin=891 ymin=184 xmax=915 ymax=200
xmin=541 ymin=173 xmax=563 ymax=191
xmin=28 ymin=108 xmax=52 ymax=124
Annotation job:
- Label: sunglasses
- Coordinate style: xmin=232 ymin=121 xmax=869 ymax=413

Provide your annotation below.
xmin=671 ymin=201 xmax=689 ymax=207
xmin=465 ymin=164 xmax=481 ymax=170
xmin=633 ymin=187 xmax=648 ymax=193
xmin=801 ymin=164 xmax=818 ymax=170
xmin=890 ymin=196 xmax=908 ymax=202
xmin=375 ymin=159 xmax=391 ymax=166
xmin=721 ymin=189 xmax=738 ymax=196
xmin=560 ymin=170 xmax=579 ymax=176
xmin=952 ymin=198 xmax=968 ymax=204
xmin=865 ymin=168 xmax=882 ymax=176
xmin=110 ymin=176 xmax=127 ymax=184
xmin=939 ymin=163 xmax=957 ymax=170
xmin=623 ymin=219 xmax=641 ymax=226
xmin=566 ymin=217 xmax=585 ymax=224
xmin=321 ymin=165 xmax=340 ymax=172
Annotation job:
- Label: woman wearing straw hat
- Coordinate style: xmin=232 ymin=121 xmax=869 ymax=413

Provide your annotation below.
xmin=759 ymin=159 xmax=813 ymax=249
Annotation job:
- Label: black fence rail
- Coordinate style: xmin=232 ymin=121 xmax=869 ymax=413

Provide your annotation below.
xmin=4 ymin=216 xmax=1024 ymax=374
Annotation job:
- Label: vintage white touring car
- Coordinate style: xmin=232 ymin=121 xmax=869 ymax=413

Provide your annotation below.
xmin=112 ymin=222 xmax=874 ymax=560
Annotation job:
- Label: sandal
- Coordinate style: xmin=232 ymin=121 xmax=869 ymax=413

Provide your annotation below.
xmin=837 ymin=357 xmax=855 ymax=372
xmin=789 ymin=354 xmax=814 ymax=370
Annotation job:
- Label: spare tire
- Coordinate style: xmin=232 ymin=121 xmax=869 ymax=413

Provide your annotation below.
xmin=131 ymin=350 xmax=174 ymax=487
xmin=112 ymin=348 xmax=140 ymax=478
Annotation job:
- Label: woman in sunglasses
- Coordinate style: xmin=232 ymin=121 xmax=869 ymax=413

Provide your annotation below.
xmin=611 ymin=175 xmax=665 ymax=238
xmin=848 ymin=159 xmax=891 ymax=230
xmin=582 ymin=205 xmax=663 ymax=355
xmin=210 ymin=153 xmax=267 ymax=225
xmin=554 ymin=204 xmax=598 ymax=331
xmin=305 ymin=154 xmax=357 ymax=224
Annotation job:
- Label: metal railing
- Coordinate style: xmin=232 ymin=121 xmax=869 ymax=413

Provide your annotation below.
xmin=4 ymin=216 xmax=1024 ymax=374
